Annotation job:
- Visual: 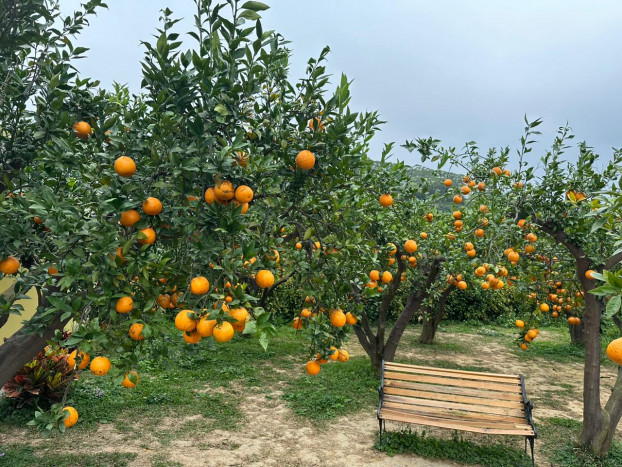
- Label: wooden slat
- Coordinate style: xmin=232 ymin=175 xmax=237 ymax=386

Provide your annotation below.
xmin=383 ymin=390 xmax=525 ymax=417
xmin=385 ymin=361 xmax=519 ymax=379
xmin=384 ymin=381 xmax=524 ymax=409
xmin=384 ymin=379 xmax=523 ymax=401
xmin=384 ymin=363 xmax=520 ymax=384
xmin=380 ymin=408 xmax=535 ymax=436
xmin=384 ymin=371 xmax=521 ymax=393
xmin=382 ymin=401 xmax=528 ymax=425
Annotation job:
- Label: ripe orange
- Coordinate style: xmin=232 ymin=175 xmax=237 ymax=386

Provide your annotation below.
xmin=204 ymin=187 xmax=216 ymax=204
xmin=190 ymin=276 xmax=210 ymax=295
xmin=585 ymin=270 xmax=596 ymax=280
xmin=464 ymin=242 xmax=474 ymax=251
xmin=443 ymin=179 xmax=453 ymax=187
xmin=453 ymin=195 xmax=463 ymax=204
xmin=366 ymin=280 xmax=378 ymax=288
xmin=229 ymin=307 xmax=248 ymax=332
xmin=420 ymin=232 xmax=428 ymax=239
xmin=475 ymin=266 xmax=486 ymax=277
xmin=63 ymin=406 xmax=79 ymax=428
xmin=213 ymin=321 xmax=235 ymax=343
xmin=404 ymin=240 xmax=418 ymax=253
xmin=515 ymin=320 xmax=525 ymax=328
xmin=296 ymin=150 xmax=315 ymax=170
xmin=329 ymin=310 xmax=346 ymax=327
xmin=606 ymin=338 xmax=622 ymax=365
xmin=0 ymin=256 xmax=20 ymax=275
xmin=491 ymin=166 xmax=502 ymax=176
xmin=235 ymin=185 xmax=254 ymax=203
xmin=67 ymin=350 xmax=90 ymax=370
xmin=120 ymin=210 xmax=140 ymax=227
xmin=508 ymin=251 xmax=520 ymax=263
xmin=520 ymin=343 xmax=529 ymax=350
xmin=73 ymin=121 xmax=92 ymax=139
xmin=525 ymin=244 xmax=535 ymax=254
xmin=481 ymin=281 xmax=490 ymax=290
xmin=460 ymin=185 xmax=471 ymax=195
xmin=540 ymin=303 xmax=550 ymax=312
xmin=90 ymin=356 xmax=111 ymax=376
xmin=114 ymin=156 xmax=136 ymax=177
xmin=306 ymin=360 xmax=321 ymax=375
xmin=214 ymin=180 xmax=235 ymax=201
xmin=345 ymin=312 xmax=357 ymax=325
xmin=379 ymin=194 xmax=394 ymax=207
xmin=337 ymin=349 xmax=350 ymax=362
xmin=121 ymin=370 xmax=140 ymax=388
xmin=197 ymin=317 xmax=217 ymax=337
xmin=477 ymin=182 xmax=486 ymax=191
xmin=474 ymin=229 xmax=485 ymax=238
xmin=142 ymin=197 xmax=162 ymax=215
xmin=292 ymin=317 xmax=303 ymax=330
xmin=527 ymin=329 xmax=538 ymax=339
xmin=256 ymin=270 xmax=275 ymax=288
xmin=369 ymin=270 xmax=380 ymax=281
xmin=381 ymin=271 xmax=393 ymax=284
xmin=175 ymin=310 xmax=197 ymax=332
xmin=183 ymin=330 xmax=202 ymax=344
xmin=129 ymin=323 xmax=145 ymax=341
xmin=301 ymin=308 xmax=312 ymax=318
xmin=138 ymin=227 xmax=156 ymax=245
xmin=329 ymin=347 xmax=340 ymax=361
xmin=457 ymin=281 xmax=467 ymax=290
xmin=33 ymin=216 xmax=44 ymax=224
xmin=295 ymin=242 xmax=303 ymax=250
xmin=115 ymin=296 xmax=134 ymax=314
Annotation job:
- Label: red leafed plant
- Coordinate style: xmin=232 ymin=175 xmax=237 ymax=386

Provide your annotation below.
xmin=2 ymin=346 xmax=73 ymax=408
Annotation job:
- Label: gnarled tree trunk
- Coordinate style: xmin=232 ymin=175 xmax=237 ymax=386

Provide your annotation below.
xmin=569 ymin=320 xmax=585 ymax=346
xmin=419 ymin=286 xmax=454 ymax=345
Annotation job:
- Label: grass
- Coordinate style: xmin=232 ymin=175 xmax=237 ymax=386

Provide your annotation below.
xmin=375 ymin=429 xmax=532 ymax=466
xmin=0 ymin=445 xmax=136 ymax=467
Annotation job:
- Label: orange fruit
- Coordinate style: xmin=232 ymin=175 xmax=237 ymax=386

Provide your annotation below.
xmin=457 ymin=281 xmax=467 ymax=290
xmin=508 ymin=251 xmax=520 ymax=263
xmin=214 ymin=180 xmax=235 ymax=201
xmin=477 ymin=182 xmax=486 ymax=191
xmin=464 ymin=242 xmax=474 ymax=251
xmin=540 ymin=303 xmax=550 ymax=312
xmin=404 ymin=240 xmax=418 ymax=253
xmin=90 ymin=356 xmax=111 ymax=376
xmin=142 ymin=197 xmax=162 ymax=215
xmin=329 ymin=347 xmax=340 ymax=361
xmin=62 ymin=406 xmax=79 ymax=428
xmin=527 ymin=329 xmax=538 ymax=339
xmin=190 ymin=276 xmax=210 ymax=295
xmin=204 ymin=187 xmax=216 ymax=204
xmin=366 ymin=280 xmax=378 ymax=288
xmin=296 ymin=150 xmax=315 ymax=170
xmin=301 ymin=308 xmax=312 ymax=318
xmin=256 ymin=270 xmax=275 ymax=288
xmin=329 ymin=310 xmax=346 ymax=327
xmin=525 ymin=244 xmax=535 ymax=254
xmin=369 ymin=270 xmax=380 ymax=281
xmin=585 ymin=270 xmax=596 ymax=280
xmin=420 ymin=232 xmax=428 ymax=239
xmin=73 ymin=121 xmax=92 ymax=139
xmin=475 ymin=266 xmax=486 ymax=277
xmin=515 ymin=320 xmax=525 ymax=328
xmin=474 ymin=229 xmax=485 ymax=238
xmin=606 ymin=337 xmax=622 ymax=365
xmin=295 ymin=242 xmax=303 ymax=250
xmin=481 ymin=281 xmax=490 ymax=290
xmin=138 ymin=227 xmax=156 ymax=245
xmin=443 ymin=179 xmax=453 ymax=187
xmin=292 ymin=317 xmax=303 ymax=330
xmin=67 ymin=350 xmax=90 ymax=370
xmin=114 ymin=156 xmax=136 ymax=177
xmin=183 ymin=330 xmax=202 ymax=344
xmin=235 ymin=201 xmax=249 ymax=214
xmin=453 ymin=195 xmax=463 ymax=204
xmin=235 ymin=185 xmax=254 ymax=203
xmin=381 ymin=271 xmax=393 ymax=284
xmin=520 ymin=343 xmax=529 ymax=350
xmin=33 ymin=216 xmax=44 ymax=224
xmin=229 ymin=307 xmax=248 ymax=332
xmin=120 ymin=210 xmax=140 ymax=227
xmin=306 ymin=360 xmax=321 ymax=375
xmin=337 ymin=349 xmax=350 ymax=362
xmin=460 ymin=185 xmax=471 ymax=195
xmin=121 ymin=370 xmax=139 ymax=388
xmin=175 ymin=310 xmax=197 ymax=332
xmin=0 ymin=256 xmax=20 ymax=275
xmin=129 ymin=323 xmax=145 ymax=341
xmin=452 ymin=211 xmax=463 ymax=220
xmin=491 ymin=166 xmax=502 ymax=176
xmin=115 ymin=296 xmax=133 ymax=314
xmin=197 ymin=317 xmax=217 ymax=337
xmin=213 ymin=321 xmax=235 ymax=343
xmin=345 ymin=312 xmax=357 ymax=325
xmin=379 ymin=194 xmax=394 ymax=207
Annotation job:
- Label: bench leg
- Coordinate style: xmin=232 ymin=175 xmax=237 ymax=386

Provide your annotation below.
xmin=378 ymin=418 xmax=383 ymax=444
xmin=528 ymin=436 xmax=535 ymax=467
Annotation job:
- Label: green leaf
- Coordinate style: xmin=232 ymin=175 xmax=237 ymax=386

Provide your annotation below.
xmin=606 ymin=295 xmax=621 ymax=318
xmin=241 ymin=1 xmax=270 ymax=11
xmin=239 ymin=10 xmax=261 ymax=21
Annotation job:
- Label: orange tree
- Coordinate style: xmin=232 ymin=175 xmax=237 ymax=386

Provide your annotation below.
xmin=419 ymin=118 xmax=622 ymax=456
xmin=0 ymin=0 xmax=383 ymax=409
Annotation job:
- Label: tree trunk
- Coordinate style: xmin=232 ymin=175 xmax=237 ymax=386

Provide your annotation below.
xmin=419 ymin=286 xmax=454 ymax=345
xmin=569 ymin=320 xmax=585 ymax=346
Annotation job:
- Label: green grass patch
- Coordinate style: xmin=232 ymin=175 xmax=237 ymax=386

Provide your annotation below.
xmin=375 ymin=429 xmax=532 ymax=466
xmin=282 ymin=357 xmax=378 ymax=421
xmin=0 ymin=445 xmax=136 ymax=467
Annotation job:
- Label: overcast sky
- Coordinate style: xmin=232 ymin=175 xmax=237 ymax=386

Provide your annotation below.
xmin=61 ymin=0 xmax=622 ymax=169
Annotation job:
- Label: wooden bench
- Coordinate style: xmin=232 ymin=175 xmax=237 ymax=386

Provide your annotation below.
xmin=377 ymin=361 xmax=537 ymax=466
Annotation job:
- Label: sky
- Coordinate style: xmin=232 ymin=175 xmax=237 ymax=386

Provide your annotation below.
xmin=61 ymin=0 xmax=622 ymax=169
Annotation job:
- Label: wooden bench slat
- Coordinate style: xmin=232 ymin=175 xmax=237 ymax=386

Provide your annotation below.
xmin=384 ymin=371 xmax=521 ymax=393
xmin=384 ymin=381 xmax=525 ymax=409
xmin=383 ymin=390 xmax=526 ymax=417
xmin=382 ymin=401 xmax=529 ymax=425
xmin=380 ymin=408 xmax=535 ymax=436
xmin=384 ymin=379 xmax=523 ymax=401
xmin=384 ymin=366 xmax=521 ymax=384
xmin=385 ymin=362 xmax=519 ymax=379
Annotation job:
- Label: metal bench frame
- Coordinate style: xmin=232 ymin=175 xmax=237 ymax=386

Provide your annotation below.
xmin=377 ymin=360 xmax=537 ymax=466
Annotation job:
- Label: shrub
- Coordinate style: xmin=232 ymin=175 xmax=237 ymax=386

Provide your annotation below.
xmin=2 ymin=346 xmax=73 ymax=408
xmin=444 ymin=285 xmax=530 ymax=323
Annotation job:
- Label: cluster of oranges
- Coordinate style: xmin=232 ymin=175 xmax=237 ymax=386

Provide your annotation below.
xmin=204 ymin=179 xmax=254 ymax=213
xmin=514 ymin=320 xmax=539 ymax=349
